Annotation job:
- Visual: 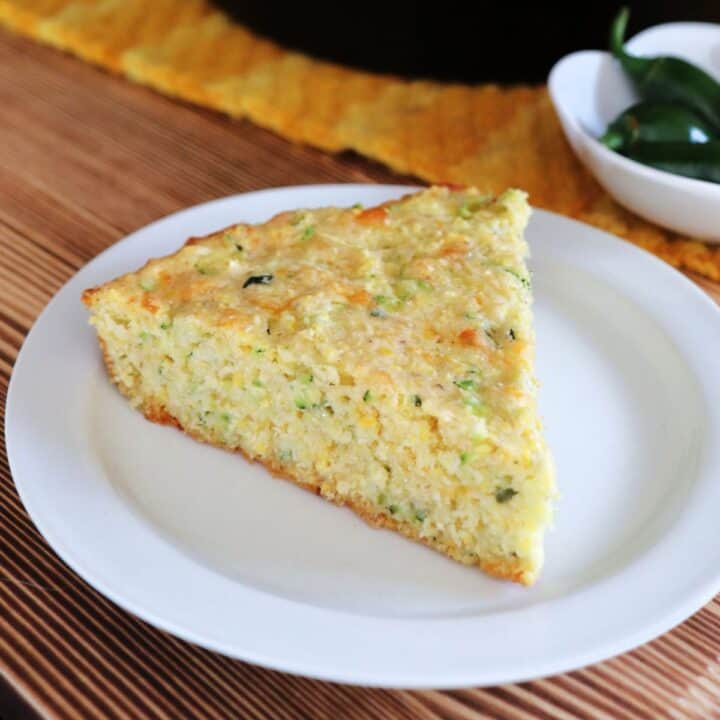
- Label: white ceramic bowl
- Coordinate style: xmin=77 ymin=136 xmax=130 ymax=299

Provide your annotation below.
xmin=548 ymin=22 xmax=720 ymax=242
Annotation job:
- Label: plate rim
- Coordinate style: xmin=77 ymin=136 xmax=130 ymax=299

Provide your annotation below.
xmin=6 ymin=183 xmax=720 ymax=688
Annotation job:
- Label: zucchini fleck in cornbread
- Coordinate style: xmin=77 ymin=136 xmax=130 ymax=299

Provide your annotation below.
xmin=83 ymin=186 xmax=555 ymax=584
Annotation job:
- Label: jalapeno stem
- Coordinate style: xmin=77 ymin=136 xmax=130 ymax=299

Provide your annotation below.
xmin=610 ymin=7 xmax=648 ymax=78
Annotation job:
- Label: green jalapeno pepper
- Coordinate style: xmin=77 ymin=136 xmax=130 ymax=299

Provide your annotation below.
xmin=600 ymin=102 xmax=715 ymax=151
xmin=625 ymin=141 xmax=720 ymax=184
xmin=610 ymin=8 xmax=720 ymax=133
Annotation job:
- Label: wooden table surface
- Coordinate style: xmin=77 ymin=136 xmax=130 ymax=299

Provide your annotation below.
xmin=1 ymin=28 xmax=720 ymax=720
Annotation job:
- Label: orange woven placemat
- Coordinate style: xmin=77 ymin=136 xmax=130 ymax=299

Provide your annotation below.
xmin=2 ymin=0 xmax=719 ymax=280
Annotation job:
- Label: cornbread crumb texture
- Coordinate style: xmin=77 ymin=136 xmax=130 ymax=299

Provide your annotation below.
xmin=83 ymin=186 xmax=555 ymax=585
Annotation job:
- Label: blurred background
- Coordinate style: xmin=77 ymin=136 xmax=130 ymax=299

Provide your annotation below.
xmin=216 ymin=1 xmax=720 ymax=83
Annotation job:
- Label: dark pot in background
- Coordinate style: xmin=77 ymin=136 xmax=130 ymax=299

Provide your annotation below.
xmin=214 ymin=1 xmax=720 ymax=84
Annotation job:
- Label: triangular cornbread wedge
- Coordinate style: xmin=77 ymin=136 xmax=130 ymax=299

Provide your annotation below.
xmin=83 ymin=187 xmax=555 ymax=584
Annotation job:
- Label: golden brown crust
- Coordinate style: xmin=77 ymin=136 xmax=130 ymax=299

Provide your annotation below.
xmin=184 ymin=222 xmax=245 ymax=247
xmin=436 ymin=182 xmax=468 ymax=191
xmin=82 ymin=192 xmax=425 ymax=308
xmin=81 ymin=286 xmax=100 ymax=307
xmin=334 ymin=491 xmax=530 ymax=585
xmin=97 ymin=343 xmax=529 ymax=585
xmin=84 ymin=222 xmax=241 ymax=307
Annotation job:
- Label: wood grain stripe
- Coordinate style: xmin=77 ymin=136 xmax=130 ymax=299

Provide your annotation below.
xmin=499 ymin=685 xmax=580 ymax=720
xmin=531 ymin=677 xmax=628 ymax=720
xmin=578 ymin=663 xmax=680 ymax=718
xmin=0 ymin=251 xmax=65 ymax=314
xmin=640 ymin=641 xmax=716 ymax=702
xmin=3 ymin=586 xmax=142 ymax=719
xmin=0 ymin=219 xmax=81 ymax=280
xmin=0 ymin=613 xmax=74 ymax=719
xmin=0 ymin=198 xmax=99 ymax=261
xmin=675 ymin=616 xmax=720 ymax=661
xmin=419 ymin=690 xmax=498 ymax=720
xmin=612 ymin=652 xmax=702 ymax=717
xmin=0 ymin=663 xmax=42 ymax=720
xmin=0 ymin=526 xmax=245 ymax=718
xmin=0 ymin=237 xmax=70 ymax=294
xmin=0 ymin=589 xmax=110 ymax=719
xmin=0 ymin=560 xmax=177 ymax=718
xmin=447 ymin=689 xmax=546 ymax=720
xmin=392 ymin=691 xmax=450 ymax=720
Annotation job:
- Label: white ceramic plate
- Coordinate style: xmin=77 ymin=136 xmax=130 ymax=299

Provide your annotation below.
xmin=7 ymin=184 xmax=720 ymax=689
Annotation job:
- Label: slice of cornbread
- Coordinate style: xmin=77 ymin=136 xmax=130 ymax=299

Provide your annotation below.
xmin=83 ymin=187 xmax=555 ymax=584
